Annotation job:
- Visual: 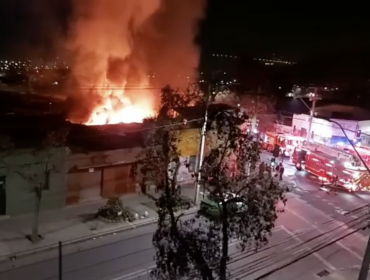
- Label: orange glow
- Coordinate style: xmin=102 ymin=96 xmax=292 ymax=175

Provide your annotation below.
xmin=86 ymin=87 xmax=156 ymax=125
xmin=66 ymin=0 xmax=205 ymax=124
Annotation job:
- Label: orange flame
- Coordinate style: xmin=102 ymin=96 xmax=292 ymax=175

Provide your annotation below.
xmin=87 ymin=87 xmax=155 ymax=125
xmin=66 ymin=0 xmax=205 ymax=125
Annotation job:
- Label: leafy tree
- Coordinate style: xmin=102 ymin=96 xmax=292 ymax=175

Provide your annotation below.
xmin=132 ymin=86 xmax=287 ymax=279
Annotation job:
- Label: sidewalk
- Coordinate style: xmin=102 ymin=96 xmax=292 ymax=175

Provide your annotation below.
xmin=260 ymin=150 xmax=296 ymax=188
xmin=0 ymin=187 xmax=197 ymax=262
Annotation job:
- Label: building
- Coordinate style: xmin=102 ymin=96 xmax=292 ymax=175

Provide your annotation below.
xmin=0 ymin=113 xmax=68 ymax=216
xmin=292 ymin=113 xmax=370 ymax=144
xmin=65 ymin=123 xmax=145 ymax=205
xmin=0 ymin=103 xmax=244 ymax=217
xmin=0 ymin=115 xmax=146 ymax=216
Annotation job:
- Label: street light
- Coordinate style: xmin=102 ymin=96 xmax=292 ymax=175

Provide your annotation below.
xmin=286 ymin=86 xmax=321 ymax=141
xmin=319 ymin=117 xmax=370 ymax=280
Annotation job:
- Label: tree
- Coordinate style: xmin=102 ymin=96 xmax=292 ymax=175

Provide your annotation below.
xmin=131 ymin=86 xmax=288 ymax=279
xmin=18 ymin=128 xmax=70 ymax=243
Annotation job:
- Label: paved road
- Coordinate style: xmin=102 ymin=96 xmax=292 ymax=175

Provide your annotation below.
xmin=107 ymin=194 xmax=368 ymax=280
xmin=0 ymin=192 xmax=367 ymax=280
xmin=0 ymin=221 xmax=158 ymax=280
xmin=260 ymin=150 xmax=370 ymax=236
xmin=1 ymin=151 xmax=369 ymax=280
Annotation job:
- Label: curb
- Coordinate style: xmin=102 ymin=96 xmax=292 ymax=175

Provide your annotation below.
xmin=0 ymin=207 xmax=198 ymax=263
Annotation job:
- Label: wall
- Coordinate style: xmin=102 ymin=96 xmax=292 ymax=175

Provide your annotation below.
xmin=329 ymin=118 xmax=358 ymax=139
xmin=66 ymin=148 xmax=142 ymax=205
xmin=176 ymin=128 xmax=200 ymax=157
xmin=0 ymin=148 xmax=67 ymax=216
xmin=292 ymin=114 xmax=359 ymax=140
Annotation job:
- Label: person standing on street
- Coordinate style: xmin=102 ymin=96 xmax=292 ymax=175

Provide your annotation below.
xmin=279 ymin=163 xmax=285 ymax=181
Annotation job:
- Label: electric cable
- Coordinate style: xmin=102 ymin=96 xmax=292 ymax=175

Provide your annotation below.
xmin=218 ymin=214 xmax=368 ymax=279
xmin=181 ymin=212 xmax=370 ymax=279
xmin=231 ymin=220 xmax=368 ymax=280
xmin=107 ymin=213 xmax=370 ymax=280
xmin=6 ymin=212 xmax=357 ymax=280
xmin=2 ymin=189 xmax=367 ymax=275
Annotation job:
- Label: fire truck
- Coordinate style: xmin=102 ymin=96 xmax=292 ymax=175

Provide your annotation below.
xmin=262 ymin=131 xmax=304 ymax=156
xmin=291 ymin=143 xmax=370 ymax=192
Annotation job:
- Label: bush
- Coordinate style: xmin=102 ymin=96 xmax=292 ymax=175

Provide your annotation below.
xmin=97 ymin=197 xmax=135 ymax=222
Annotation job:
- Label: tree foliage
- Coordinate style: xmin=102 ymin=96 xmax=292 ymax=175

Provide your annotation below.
xmin=131 ymin=86 xmax=287 ymax=280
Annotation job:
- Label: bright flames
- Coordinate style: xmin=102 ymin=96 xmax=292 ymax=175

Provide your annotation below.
xmin=66 ymin=0 xmax=205 ymax=125
xmin=86 ymin=87 xmax=155 ymax=125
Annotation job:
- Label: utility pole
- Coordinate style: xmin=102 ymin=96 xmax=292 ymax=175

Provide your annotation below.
xmin=194 ymin=83 xmax=212 ymax=204
xmin=306 ymin=90 xmax=320 ymax=141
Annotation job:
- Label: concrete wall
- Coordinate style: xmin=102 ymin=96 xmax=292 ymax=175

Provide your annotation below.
xmin=292 ymin=114 xmax=358 ymax=140
xmin=176 ymin=128 xmax=200 ymax=157
xmin=66 ymin=148 xmax=142 ymax=204
xmin=0 ymin=148 xmax=67 ymax=216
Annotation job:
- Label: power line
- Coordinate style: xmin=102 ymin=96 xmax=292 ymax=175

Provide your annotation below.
xmin=234 ymin=221 xmax=367 ymax=280
xmin=222 ymin=214 xmax=368 ymax=279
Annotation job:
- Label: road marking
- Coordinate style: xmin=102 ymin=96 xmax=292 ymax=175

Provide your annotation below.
xmin=111 ymin=266 xmax=155 ymax=280
xmin=281 ymin=225 xmax=336 ymax=270
xmin=286 ymin=206 xmax=364 ymax=260
xmin=335 ymin=210 xmax=348 ymax=215
xmin=113 ymin=226 xmax=284 ymax=280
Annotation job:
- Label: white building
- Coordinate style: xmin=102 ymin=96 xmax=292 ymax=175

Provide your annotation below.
xmin=292 ymin=114 xmax=370 ymax=144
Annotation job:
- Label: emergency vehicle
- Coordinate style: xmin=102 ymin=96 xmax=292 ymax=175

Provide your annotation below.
xmin=262 ymin=131 xmax=304 ymax=156
xmin=291 ymin=143 xmax=370 ymax=192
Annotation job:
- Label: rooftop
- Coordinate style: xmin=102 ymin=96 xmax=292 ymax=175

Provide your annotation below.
xmin=67 ymin=123 xmax=146 ymax=152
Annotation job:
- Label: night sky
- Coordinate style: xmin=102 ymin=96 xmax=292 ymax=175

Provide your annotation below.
xmin=0 ymin=0 xmax=369 ymax=60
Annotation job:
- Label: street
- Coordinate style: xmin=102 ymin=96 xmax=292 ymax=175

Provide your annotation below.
xmin=1 ymin=154 xmax=370 ymax=280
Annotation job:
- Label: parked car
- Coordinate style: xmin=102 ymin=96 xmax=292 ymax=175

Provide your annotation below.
xmin=199 ymin=192 xmax=247 ymax=218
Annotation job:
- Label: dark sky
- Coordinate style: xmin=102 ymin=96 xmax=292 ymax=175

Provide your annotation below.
xmin=0 ymin=0 xmax=369 ymax=60
xmin=200 ymin=1 xmax=370 ymax=58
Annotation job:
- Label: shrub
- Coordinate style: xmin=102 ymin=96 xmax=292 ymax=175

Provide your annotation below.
xmin=97 ymin=197 xmax=135 ymax=222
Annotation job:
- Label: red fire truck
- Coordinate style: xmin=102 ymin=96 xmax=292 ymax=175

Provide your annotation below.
xmin=291 ymin=143 xmax=370 ymax=192
xmin=262 ymin=131 xmax=304 ymax=156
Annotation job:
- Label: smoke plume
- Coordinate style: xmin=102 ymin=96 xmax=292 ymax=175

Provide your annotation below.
xmin=67 ymin=0 xmax=205 ymax=124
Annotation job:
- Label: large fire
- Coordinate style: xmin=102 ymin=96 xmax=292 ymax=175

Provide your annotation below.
xmin=86 ymin=87 xmax=156 ymax=125
xmin=66 ymin=0 xmax=205 ymax=125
